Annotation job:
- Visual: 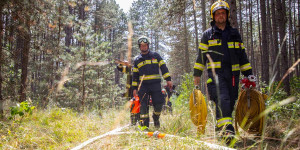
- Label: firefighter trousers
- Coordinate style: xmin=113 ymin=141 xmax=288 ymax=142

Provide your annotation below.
xmin=138 ymin=82 xmax=164 ymax=128
xmin=207 ymin=69 xmax=239 ymax=133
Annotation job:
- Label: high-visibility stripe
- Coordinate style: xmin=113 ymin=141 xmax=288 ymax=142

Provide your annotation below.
xmin=133 ymin=67 xmax=139 ymax=72
xmin=145 ymin=60 xmax=151 ymax=64
xmin=228 ymin=42 xmax=234 ymax=48
xmin=240 ymin=63 xmax=252 ymax=71
xmin=217 ymin=117 xmax=233 ymax=128
xmin=199 ymin=43 xmax=208 ymax=51
xmin=208 ymin=39 xmax=222 ymax=46
xmin=228 ymin=42 xmax=245 ymax=50
xmin=162 ymin=73 xmax=170 ymax=79
xmin=137 ymin=59 xmax=160 ymax=69
xmin=207 ymin=62 xmax=221 ymax=69
xmin=232 ymin=64 xmax=240 ymax=71
xmin=207 ymin=78 xmax=213 ymax=84
xmin=139 ymin=74 xmax=161 ymax=80
xmin=194 ymin=63 xmax=205 ymax=71
xmin=159 ymin=60 xmax=165 ymax=67
xmin=234 ymin=42 xmax=240 ymax=48
xmin=241 ymin=43 xmax=245 ymax=49
xmin=132 ymin=81 xmax=138 ymax=86
xmin=140 ymin=114 xmax=149 ymax=118
xmin=126 ymin=84 xmax=131 ymax=88
xmin=153 ymin=111 xmax=161 ymax=115
xmin=137 ymin=62 xmax=144 ymax=68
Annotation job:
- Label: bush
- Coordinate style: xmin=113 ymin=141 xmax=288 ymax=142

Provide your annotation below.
xmin=9 ymin=101 xmax=35 ymax=121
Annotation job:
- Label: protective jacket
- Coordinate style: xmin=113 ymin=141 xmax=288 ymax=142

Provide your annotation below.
xmin=194 ymin=24 xmax=252 ymax=77
xmin=132 ymin=50 xmax=171 ymax=89
xmin=194 ymin=23 xmax=253 ymax=133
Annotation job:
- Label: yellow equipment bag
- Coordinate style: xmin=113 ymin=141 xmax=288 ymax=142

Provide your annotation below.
xmin=189 ymin=89 xmax=207 ymax=134
xmin=235 ymin=89 xmax=266 ymax=134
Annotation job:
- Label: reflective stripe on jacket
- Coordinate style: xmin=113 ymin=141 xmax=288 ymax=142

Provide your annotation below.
xmin=132 ymin=51 xmax=171 ymax=90
xmin=194 ymin=25 xmax=252 ymax=77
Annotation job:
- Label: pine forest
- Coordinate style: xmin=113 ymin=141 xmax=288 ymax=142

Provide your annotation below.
xmin=0 ymin=0 xmax=299 ymax=149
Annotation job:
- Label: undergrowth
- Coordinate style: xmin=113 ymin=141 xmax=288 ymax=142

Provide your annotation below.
xmin=0 ymin=75 xmax=299 ymax=149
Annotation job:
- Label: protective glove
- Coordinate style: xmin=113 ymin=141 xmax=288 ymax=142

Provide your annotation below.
xmin=241 ymin=75 xmax=256 ymax=89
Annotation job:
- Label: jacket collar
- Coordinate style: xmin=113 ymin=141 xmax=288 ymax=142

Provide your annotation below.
xmin=213 ymin=23 xmax=231 ymax=33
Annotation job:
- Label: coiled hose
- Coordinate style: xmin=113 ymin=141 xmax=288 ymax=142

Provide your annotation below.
xmin=235 ymin=89 xmax=266 ymax=134
xmin=189 ymin=89 xmax=207 ymax=134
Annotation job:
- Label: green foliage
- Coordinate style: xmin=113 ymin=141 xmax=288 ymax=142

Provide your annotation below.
xmin=290 ymin=76 xmax=300 ymax=96
xmin=174 ymin=73 xmax=194 ymax=107
xmin=265 ymin=76 xmax=300 ymax=119
xmin=9 ymin=101 xmax=35 ymax=121
xmin=138 ymin=125 xmax=148 ymax=131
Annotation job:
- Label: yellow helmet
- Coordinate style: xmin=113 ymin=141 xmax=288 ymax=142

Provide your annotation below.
xmin=210 ymin=0 xmax=230 ymax=20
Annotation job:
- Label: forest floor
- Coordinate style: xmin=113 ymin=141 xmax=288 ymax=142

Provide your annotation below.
xmin=0 ymin=100 xmax=299 ymax=150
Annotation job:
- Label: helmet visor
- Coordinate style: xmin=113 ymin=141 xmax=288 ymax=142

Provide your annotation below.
xmin=138 ymin=38 xmax=149 ymax=44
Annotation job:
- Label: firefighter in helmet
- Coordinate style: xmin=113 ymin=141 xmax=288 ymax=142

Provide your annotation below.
xmin=193 ymin=0 xmax=255 ymax=143
xmin=132 ymin=36 xmax=173 ymax=129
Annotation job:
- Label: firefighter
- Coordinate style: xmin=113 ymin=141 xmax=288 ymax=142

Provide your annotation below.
xmin=193 ymin=0 xmax=254 ymax=142
xmin=132 ymin=36 xmax=173 ymax=129
xmin=116 ymin=62 xmax=140 ymax=125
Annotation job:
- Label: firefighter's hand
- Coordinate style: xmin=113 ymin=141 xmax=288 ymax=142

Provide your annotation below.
xmin=133 ymin=90 xmax=138 ymax=97
xmin=194 ymin=76 xmax=200 ymax=86
xmin=167 ymin=81 xmax=173 ymax=90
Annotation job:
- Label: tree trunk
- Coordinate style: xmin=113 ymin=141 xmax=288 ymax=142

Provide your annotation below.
xmin=288 ymin=0 xmax=294 ymax=78
xmin=238 ymin=0 xmax=243 ymax=38
xmin=271 ymin=0 xmax=280 ymax=81
xmin=0 ymin=4 xmax=4 ymax=118
xmin=268 ymin=0 xmax=275 ymax=76
xmin=260 ymin=0 xmax=269 ymax=84
xmin=201 ymin=0 xmax=206 ymax=31
xmin=276 ymin=0 xmax=290 ymax=94
xmin=192 ymin=0 xmax=199 ymax=51
xmin=249 ymin=0 xmax=256 ymax=75
xmin=229 ymin=0 xmax=238 ymax=28
xmin=246 ymin=1 xmax=249 ymax=56
xmin=183 ymin=9 xmax=190 ymax=73
xmin=296 ymin=0 xmax=300 ymax=76
xmin=256 ymin=0 xmax=262 ymax=83
xmin=19 ymin=15 xmax=31 ymax=102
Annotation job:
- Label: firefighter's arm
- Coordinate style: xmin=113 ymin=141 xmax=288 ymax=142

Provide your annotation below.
xmin=157 ymin=54 xmax=172 ymax=82
xmin=132 ymin=61 xmax=139 ymax=91
xmin=194 ymin=32 xmax=209 ymax=77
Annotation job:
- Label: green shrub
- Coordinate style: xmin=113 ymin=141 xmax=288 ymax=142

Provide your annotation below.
xmin=9 ymin=101 xmax=35 ymax=121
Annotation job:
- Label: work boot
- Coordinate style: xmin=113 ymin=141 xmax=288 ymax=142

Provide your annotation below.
xmin=154 ymin=120 xmax=160 ymax=129
xmin=152 ymin=113 xmax=160 ymax=129
xmin=222 ymin=130 xmax=235 ymax=145
xmin=130 ymin=114 xmax=136 ymax=125
xmin=140 ymin=118 xmax=149 ymax=128
xmin=217 ymin=124 xmax=235 ymax=145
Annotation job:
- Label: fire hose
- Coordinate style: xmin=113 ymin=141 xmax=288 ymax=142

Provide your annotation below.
xmin=235 ymin=76 xmax=266 ymax=134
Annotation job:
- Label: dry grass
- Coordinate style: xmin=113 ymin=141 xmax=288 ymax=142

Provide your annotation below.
xmin=0 ymin=106 xmax=128 ymax=150
xmin=0 ymin=100 xmax=299 ymax=149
